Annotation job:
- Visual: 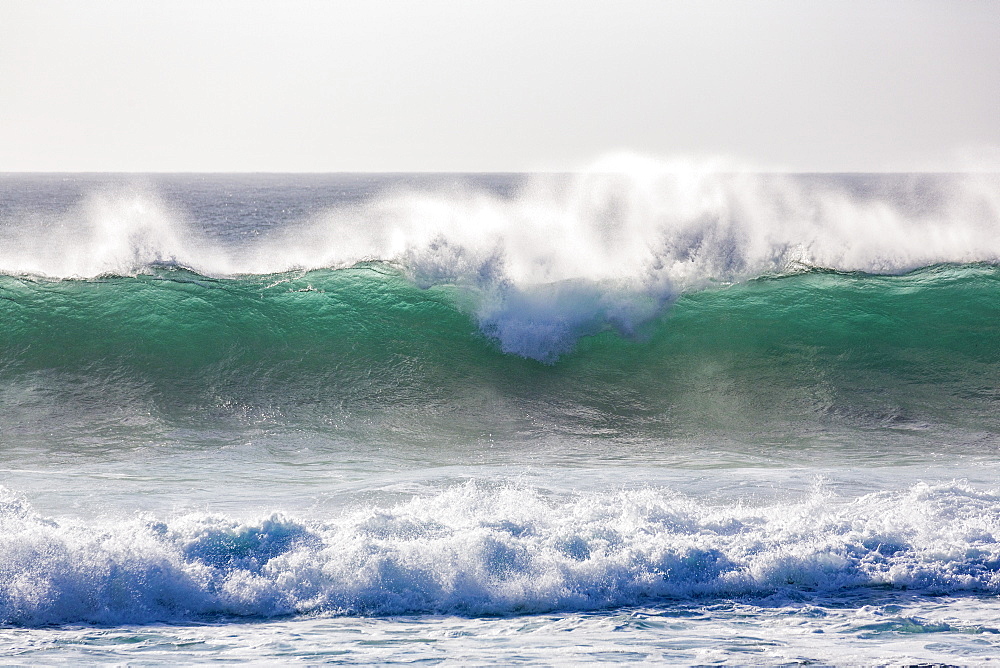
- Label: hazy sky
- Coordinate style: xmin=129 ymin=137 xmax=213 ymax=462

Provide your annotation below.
xmin=2 ymin=0 xmax=998 ymax=172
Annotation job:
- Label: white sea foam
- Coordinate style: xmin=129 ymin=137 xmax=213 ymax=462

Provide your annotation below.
xmin=2 ymin=157 xmax=999 ymax=360
xmin=2 ymin=481 xmax=999 ymax=626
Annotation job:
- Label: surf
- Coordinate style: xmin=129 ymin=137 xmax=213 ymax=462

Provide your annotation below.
xmin=2 ymin=480 xmax=999 ymax=626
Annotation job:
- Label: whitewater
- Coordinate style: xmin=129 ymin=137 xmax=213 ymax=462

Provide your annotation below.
xmin=2 ymin=161 xmax=1000 ymax=664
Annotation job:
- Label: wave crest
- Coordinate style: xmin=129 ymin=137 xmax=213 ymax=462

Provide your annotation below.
xmin=2 ymin=160 xmax=999 ymax=360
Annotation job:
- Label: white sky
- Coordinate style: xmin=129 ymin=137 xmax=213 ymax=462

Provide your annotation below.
xmin=1 ymin=0 xmax=998 ymax=172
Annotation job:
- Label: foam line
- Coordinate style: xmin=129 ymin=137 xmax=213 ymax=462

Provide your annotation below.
xmin=2 ymin=481 xmax=999 ymax=626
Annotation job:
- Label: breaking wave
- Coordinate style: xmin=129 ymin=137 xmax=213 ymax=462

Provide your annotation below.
xmin=2 ymin=481 xmax=999 ymax=626
xmin=2 ymin=160 xmax=999 ymax=361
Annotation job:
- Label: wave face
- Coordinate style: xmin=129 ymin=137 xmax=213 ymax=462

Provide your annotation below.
xmin=2 ymin=264 xmax=999 ymax=441
xmin=2 ymin=481 xmax=999 ymax=625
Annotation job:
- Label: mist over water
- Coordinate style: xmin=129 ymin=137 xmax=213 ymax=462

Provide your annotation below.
xmin=2 ymin=162 xmax=1000 ymax=663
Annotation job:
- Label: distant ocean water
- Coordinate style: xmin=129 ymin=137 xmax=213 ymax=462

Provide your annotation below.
xmin=1 ymin=168 xmax=999 ymax=664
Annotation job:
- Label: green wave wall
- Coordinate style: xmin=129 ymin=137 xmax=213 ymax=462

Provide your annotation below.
xmin=2 ymin=264 xmax=999 ymax=440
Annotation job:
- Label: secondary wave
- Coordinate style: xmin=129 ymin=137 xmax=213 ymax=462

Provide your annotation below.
xmin=2 ymin=481 xmax=999 ymax=626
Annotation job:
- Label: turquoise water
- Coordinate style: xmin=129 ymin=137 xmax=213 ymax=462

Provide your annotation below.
xmin=1 ymin=171 xmax=999 ymax=664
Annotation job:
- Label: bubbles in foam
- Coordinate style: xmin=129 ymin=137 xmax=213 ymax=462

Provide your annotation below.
xmin=2 ymin=481 xmax=1000 ymax=626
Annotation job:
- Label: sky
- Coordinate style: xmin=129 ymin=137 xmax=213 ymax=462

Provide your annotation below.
xmin=1 ymin=0 xmax=998 ymax=172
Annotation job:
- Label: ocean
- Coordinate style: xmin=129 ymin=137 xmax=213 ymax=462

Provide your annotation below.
xmin=1 ymin=168 xmax=999 ymax=664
